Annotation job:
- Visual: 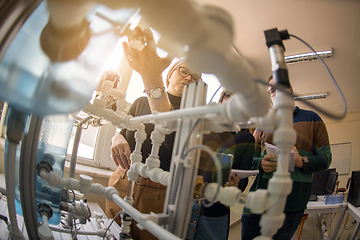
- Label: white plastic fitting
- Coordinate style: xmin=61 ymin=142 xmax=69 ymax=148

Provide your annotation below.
xmin=104 ymin=186 xmax=119 ymax=201
xmin=102 ymin=108 xmax=115 ymax=121
xmin=145 ymin=156 xmax=160 ymax=171
xmin=267 ymin=172 xmax=293 ymax=203
xmin=156 ymin=121 xmax=177 ymax=135
xmin=124 ymin=196 xmax=134 ymax=206
xmin=91 ymin=183 xmax=105 ymax=195
xmin=94 ymin=211 xmax=114 ymax=239
xmin=110 ymin=113 xmax=123 ymax=126
xmin=38 ymin=215 xmax=54 ymax=240
xmin=39 ymin=168 xmax=119 ymax=201
xmin=96 ymin=80 xmax=112 ymax=96
xmin=121 ymin=218 xmax=132 ymax=234
xmin=148 ymin=167 xmax=170 ymax=186
xmin=110 ymin=88 xmax=124 ymax=99
xmin=103 ymin=109 xmax=120 ymax=126
xmin=134 ymin=130 xmax=147 ymax=144
xmin=116 ymin=97 xmax=128 ymax=113
xmin=94 ymin=211 xmax=103 ymax=220
xmin=138 ymin=164 xmax=149 ymax=178
xmin=272 ymin=89 xmax=295 ymax=111
xmin=92 ymin=98 xmax=107 ymax=117
xmin=245 ymin=189 xmax=268 ymax=214
xmin=130 ymin=153 xmax=143 ymax=164
xmin=252 ymin=108 xmax=279 ymax=133
xmin=127 ymin=162 xmax=142 ymax=182
xmin=203 ymin=183 xmax=242 ymax=206
xmin=259 ymin=213 xmax=285 ymax=238
xmin=141 ymin=212 xmax=161 ymax=225
xmin=151 ymin=126 xmax=166 ymax=145
xmin=82 ymin=103 xmax=93 ymax=115
xmin=121 ymin=115 xmax=145 ymax=132
xmin=223 ymin=91 xmax=270 ymax=124
xmin=79 ymin=174 xmax=93 ymax=194
xmin=66 ymin=178 xmax=81 ymax=190
xmin=128 ymin=161 xmax=170 ymax=186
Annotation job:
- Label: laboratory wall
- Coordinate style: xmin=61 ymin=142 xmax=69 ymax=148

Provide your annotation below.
xmin=322 ymin=110 xmax=360 ymax=189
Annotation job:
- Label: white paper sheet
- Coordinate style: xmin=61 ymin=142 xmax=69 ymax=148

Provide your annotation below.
xmin=230 ymin=169 xmax=260 ymax=179
xmin=265 ymin=142 xmax=295 ymax=172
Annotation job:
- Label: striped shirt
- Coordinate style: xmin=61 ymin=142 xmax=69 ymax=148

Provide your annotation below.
xmin=250 ymin=106 xmax=332 ymax=212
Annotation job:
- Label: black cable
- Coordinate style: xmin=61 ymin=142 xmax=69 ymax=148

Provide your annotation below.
xmin=254 ymin=33 xmax=347 ymax=120
xmin=103 ymin=210 xmax=122 ymax=240
xmin=338 ymin=211 xmax=350 ymax=239
xmin=323 ymin=212 xmax=336 ymax=235
xmin=180 ymin=118 xmax=233 ymax=159
xmin=254 ymin=77 xmax=345 ymax=121
xmin=344 ymin=219 xmax=355 ymax=231
xmin=180 ymin=119 xmax=201 ymax=159
xmin=61 ymin=220 xmax=68 ymax=229
xmin=289 ymin=33 xmax=347 ymax=120
xmin=0 ymin=214 xmax=9 ymax=227
xmin=208 ymin=85 xmax=222 ymax=103
xmin=184 ymin=145 xmax=222 ymax=208
xmin=72 ymin=216 xmax=77 ymax=240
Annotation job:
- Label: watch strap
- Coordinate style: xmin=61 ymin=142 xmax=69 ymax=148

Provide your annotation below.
xmin=300 ymin=156 xmax=309 ymax=171
xmin=144 ymin=87 xmax=165 ymax=99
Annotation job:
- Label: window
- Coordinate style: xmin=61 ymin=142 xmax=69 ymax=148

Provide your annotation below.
xmin=0 ymin=101 xmax=6 ymax=138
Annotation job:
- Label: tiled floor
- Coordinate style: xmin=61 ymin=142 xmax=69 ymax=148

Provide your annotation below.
xmin=228 ymin=212 xmax=360 ymax=240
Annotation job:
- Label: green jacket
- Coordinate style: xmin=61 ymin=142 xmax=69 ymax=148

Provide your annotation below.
xmin=249 ymin=106 xmax=332 ymax=212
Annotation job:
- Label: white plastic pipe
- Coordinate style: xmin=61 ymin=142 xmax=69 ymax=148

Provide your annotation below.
xmin=127 ymin=130 xmax=146 ymax=182
xmin=38 ymin=170 xmax=109 ymax=196
xmin=38 ymin=215 xmax=54 ymax=240
xmin=203 ymin=183 xmax=242 ymax=207
xmin=128 ymin=104 xmax=223 ymax=125
xmin=111 ymin=194 xmax=181 ymax=240
xmin=49 ymin=226 xmax=105 ymax=237
xmin=5 ymin=141 xmax=25 ymax=240
xmin=246 ymin=91 xmax=295 ymax=239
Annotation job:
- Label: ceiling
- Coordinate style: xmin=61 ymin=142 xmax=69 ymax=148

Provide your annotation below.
xmin=194 ymin=0 xmax=360 ymax=118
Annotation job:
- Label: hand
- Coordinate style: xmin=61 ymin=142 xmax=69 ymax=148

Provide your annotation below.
xmin=111 ymin=134 xmax=131 ymax=171
xmin=225 ymin=173 xmax=240 ymax=187
xmin=292 ymin=146 xmax=303 ymax=168
xmin=261 ymin=154 xmax=277 ymax=173
xmin=123 ymin=27 xmax=171 ymax=88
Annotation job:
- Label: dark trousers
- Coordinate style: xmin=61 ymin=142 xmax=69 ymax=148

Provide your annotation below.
xmin=241 ymin=210 xmax=305 ymax=240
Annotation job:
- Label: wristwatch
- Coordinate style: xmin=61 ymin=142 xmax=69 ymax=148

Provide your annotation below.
xmin=300 ymin=156 xmax=309 ymax=171
xmin=144 ymin=87 xmax=165 ymax=99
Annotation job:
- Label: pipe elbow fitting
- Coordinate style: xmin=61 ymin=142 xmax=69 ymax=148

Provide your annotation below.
xmin=245 ymin=189 xmax=268 ymax=214
xmin=105 ymin=186 xmax=119 ymax=201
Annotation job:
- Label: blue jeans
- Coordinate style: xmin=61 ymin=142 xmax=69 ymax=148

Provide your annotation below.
xmin=187 ymin=201 xmax=229 ymax=240
xmin=241 ymin=210 xmax=305 ymax=240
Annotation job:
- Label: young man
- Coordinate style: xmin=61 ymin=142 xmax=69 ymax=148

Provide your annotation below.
xmin=241 ymin=76 xmax=332 ymax=240
xmin=187 ymin=90 xmax=255 ymax=240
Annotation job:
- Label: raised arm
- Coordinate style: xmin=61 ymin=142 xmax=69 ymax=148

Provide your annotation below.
xmin=123 ymin=27 xmax=172 ymax=112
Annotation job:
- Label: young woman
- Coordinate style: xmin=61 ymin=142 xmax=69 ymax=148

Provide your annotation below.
xmin=105 ymin=27 xmax=202 ymax=240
